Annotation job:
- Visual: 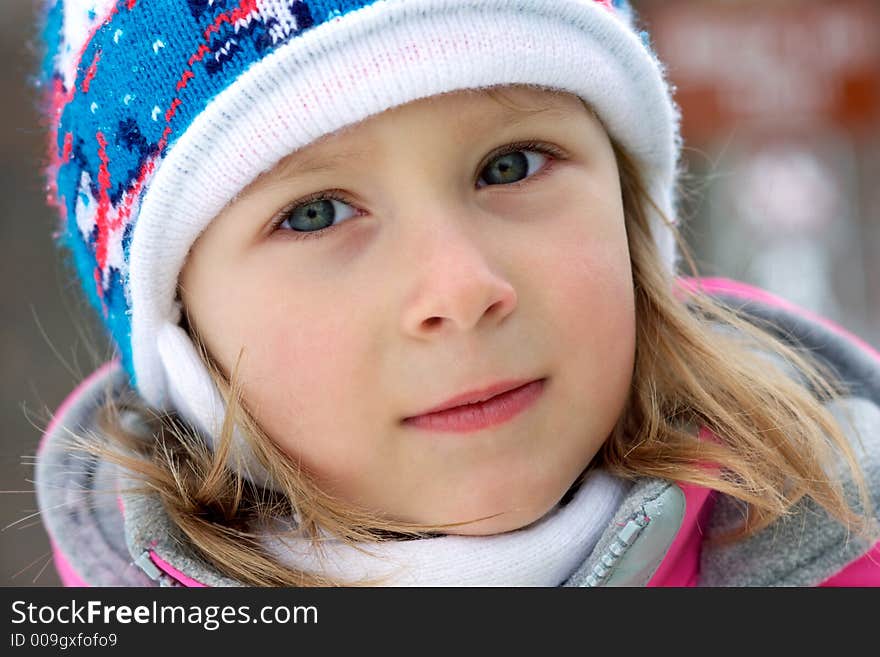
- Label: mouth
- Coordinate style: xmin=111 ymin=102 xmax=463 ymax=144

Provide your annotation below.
xmin=401 ymin=378 xmax=547 ymax=433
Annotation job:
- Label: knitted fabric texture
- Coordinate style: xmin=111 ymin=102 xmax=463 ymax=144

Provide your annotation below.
xmin=37 ymin=1 xmax=680 ymax=479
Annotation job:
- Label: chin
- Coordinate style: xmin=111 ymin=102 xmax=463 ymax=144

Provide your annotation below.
xmin=439 ymin=491 xmax=566 ymax=536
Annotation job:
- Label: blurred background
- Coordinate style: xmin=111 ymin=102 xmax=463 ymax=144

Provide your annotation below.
xmin=639 ymin=0 xmax=880 ymax=337
xmin=2 ymin=0 xmax=878 ymax=586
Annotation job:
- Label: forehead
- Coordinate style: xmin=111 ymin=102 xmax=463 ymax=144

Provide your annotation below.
xmin=247 ymin=86 xmax=584 ymax=188
xmin=449 ymin=86 xmax=584 ymax=136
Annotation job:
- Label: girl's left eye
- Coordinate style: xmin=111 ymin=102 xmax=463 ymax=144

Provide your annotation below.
xmin=476 ymin=144 xmax=555 ymax=189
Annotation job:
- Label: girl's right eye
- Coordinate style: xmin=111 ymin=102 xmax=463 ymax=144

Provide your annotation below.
xmin=272 ymin=193 xmax=360 ymax=239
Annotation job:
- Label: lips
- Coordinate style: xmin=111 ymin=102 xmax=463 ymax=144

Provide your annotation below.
xmin=402 ymin=378 xmax=546 ymax=433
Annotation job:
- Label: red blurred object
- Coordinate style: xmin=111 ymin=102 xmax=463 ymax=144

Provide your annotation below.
xmin=638 ymin=0 xmax=880 ymax=142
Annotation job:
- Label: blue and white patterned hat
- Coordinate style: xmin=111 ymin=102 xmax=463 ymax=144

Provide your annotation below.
xmin=38 ymin=0 xmax=680 ymax=479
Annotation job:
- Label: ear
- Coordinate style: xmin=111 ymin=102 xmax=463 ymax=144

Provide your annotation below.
xmin=156 ymin=321 xmax=276 ymax=489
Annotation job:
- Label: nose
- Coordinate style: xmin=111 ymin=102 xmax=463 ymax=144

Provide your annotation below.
xmin=399 ymin=218 xmax=518 ymax=339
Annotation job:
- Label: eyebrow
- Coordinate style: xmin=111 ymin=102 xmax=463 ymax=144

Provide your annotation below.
xmin=258 ymin=97 xmax=569 ymax=185
xmin=253 ymin=141 xmax=370 ymax=189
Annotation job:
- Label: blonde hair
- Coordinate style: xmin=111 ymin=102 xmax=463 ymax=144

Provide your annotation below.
xmin=68 ymin=93 xmax=874 ymax=587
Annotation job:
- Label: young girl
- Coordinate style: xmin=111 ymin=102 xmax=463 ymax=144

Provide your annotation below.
xmin=34 ymin=0 xmax=880 ymax=587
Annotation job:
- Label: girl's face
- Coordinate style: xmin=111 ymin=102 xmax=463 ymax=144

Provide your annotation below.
xmin=179 ymin=86 xmax=635 ymax=535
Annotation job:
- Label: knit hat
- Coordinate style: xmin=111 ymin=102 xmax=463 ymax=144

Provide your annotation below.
xmin=38 ymin=0 xmax=680 ymax=484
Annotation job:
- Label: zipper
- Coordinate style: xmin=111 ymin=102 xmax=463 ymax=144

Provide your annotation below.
xmin=134 ymin=550 xmax=182 ymax=587
xmin=582 ymin=510 xmax=651 ymax=587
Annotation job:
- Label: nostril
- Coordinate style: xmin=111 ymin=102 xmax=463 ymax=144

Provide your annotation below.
xmin=487 ymin=299 xmax=504 ymax=316
xmin=423 ymin=317 xmax=443 ymax=330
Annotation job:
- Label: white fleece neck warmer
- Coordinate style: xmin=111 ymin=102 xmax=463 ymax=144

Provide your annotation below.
xmin=260 ymin=468 xmax=628 ymax=586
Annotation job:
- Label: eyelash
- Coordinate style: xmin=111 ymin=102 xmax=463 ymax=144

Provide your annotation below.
xmin=269 ymin=140 xmax=566 ymax=241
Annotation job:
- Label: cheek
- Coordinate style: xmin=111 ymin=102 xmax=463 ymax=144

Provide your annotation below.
xmin=246 ymin=294 xmax=347 ymax=408
xmin=527 ymin=188 xmax=633 ymax=332
xmin=531 ymin=197 xmax=635 ymax=391
xmin=565 ymin=233 xmax=633 ymax=336
xmin=554 ymin=249 xmax=634 ymax=383
xmin=237 ymin=286 xmax=374 ymax=462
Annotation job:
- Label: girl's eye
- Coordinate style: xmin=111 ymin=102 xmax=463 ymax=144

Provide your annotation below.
xmin=476 ymin=145 xmax=553 ymax=189
xmin=273 ymin=195 xmax=359 ymax=236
